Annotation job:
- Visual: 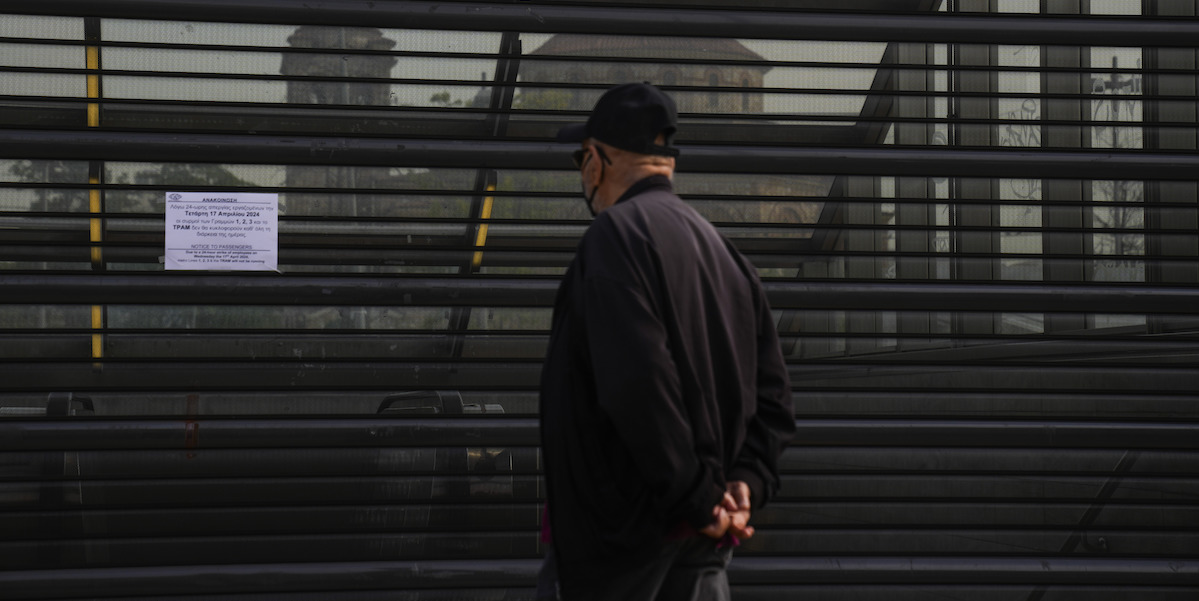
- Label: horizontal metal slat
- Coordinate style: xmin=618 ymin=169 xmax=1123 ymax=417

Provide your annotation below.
xmin=791 ymin=364 xmax=1198 ymax=394
xmin=6 ymin=74 xmax=1194 ymax=107
xmin=755 ymin=501 xmax=1199 ymax=528
xmin=0 ymin=447 xmax=539 ymax=480
xmin=5 ymin=32 xmax=1188 ymax=79
xmin=728 ymin=556 xmax=1199 ymax=585
xmin=3 ymin=275 xmax=1197 ymax=313
xmin=793 ymin=420 xmax=1199 ymax=449
xmin=8 ymin=245 xmax=1198 ymax=275
xmin=1 ymin=556 xmax=1196 ymax=600
xmin=6 ymin=528 xmax=1198 ymax=571
xmin=790 ymin=390 xmax=1199 ymax=420
xmin=0 ymin=361 xmax=543 ymax=392
xmin=734 ymin=586 xmax=1199 ymax=601
xmin=8 ymin=501 xmax=1196 ymax=539
xmin=11 ymin=334 xmax=1198 ymax=364
xmin=6 ymin=473 xmax=1191 ymax=510
xmin=0 ymin=475 xmax=546 ymax=509
xmin=96 ymin=334 xmax=548 ymax=360
xmin=0 ymin=531 xmax=543 ymax=570
xmin=14 ymin=586 xmax=1196 ymax=601
xmin=776 ymin=475 xmax=1198 ymax=503
xmin=0 ymin=559 xmax=539 ymax=600
xmin=8 ymin=389 xmax=1190 ymax=419
xmin=7 ymin=447 xmax=1197 ymax=483
xmin=0 ymin=274 xmax=559 ymax=307
xmin=4 ymin=417 xmax=1197 ymax=451
xmin=79 ymin=589 xmax=539 ymax=601
xmin=2 ymin=101 xmax=1191 ymax=151
xmin=734 ymin=529 xmax=1199 ymax=556
xmin=1 ymin=503 xmax=542 ymax=539
xmin=1 ymin=362 xmax=1195 ymax=392
xmin=0 ymin=417 xmax=541 ymax=451
xmin=5 ymin=129 xmax=1199 ymax=180
xmin=5 ymin=1 xmax=1199 ymax=47
xmin=783 ymin=448 xmax=1199 ymax=476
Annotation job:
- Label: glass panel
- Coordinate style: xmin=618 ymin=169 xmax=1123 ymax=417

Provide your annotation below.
xmin=0 ymin=305 xmax=89 ymax=328
xmin=466 ymin=307 xmax=552 ymax=330
xmin=95 ymin=21 xmax=502 ymax=110
xmin=0 ymin=14 xmax=83 ymax=39
xmin=519 ymin=34 xmax=885 ymax=120
xmin=1091 ymin=179 xmax=1145 ymax=283
xmin=1000 ymin=179 xmax=1043 ymax=281
xmin=0 ymin=42 xmax=85 ymax=69
xmin=1090 ymin=47 xmax=1144 ymax=150
xmin=997 ymin=45 xmax=1041 ymax=148
xmin=997 ymin=311 xmax=1044 ymax=334
xmin=995 ymin=0 xmax=1039 ymax=12
xmin=0 ymin=71 xmax=85 ymax=97
xmin=1090 ymin=0 xmax=1142 ymax=15
xmin=0 ymin=160 xmax=91 ymax=224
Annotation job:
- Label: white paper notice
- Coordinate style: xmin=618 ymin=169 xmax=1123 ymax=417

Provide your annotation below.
xmin=164 ymin=192 xmax=278 ymax=271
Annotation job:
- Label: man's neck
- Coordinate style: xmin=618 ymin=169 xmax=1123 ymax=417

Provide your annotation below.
xmin=594 ymin=166 xmax=673 ymax=212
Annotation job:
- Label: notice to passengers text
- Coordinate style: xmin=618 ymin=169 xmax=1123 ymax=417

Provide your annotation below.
xmin=164 ymin=192 xmax=278 ymax=271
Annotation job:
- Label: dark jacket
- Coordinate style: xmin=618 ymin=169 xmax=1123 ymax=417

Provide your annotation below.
xmin=539 ymin=175 xmax=795 ymax=585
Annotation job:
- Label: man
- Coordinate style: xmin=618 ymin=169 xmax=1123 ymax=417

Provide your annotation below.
xmin=538 ymin=82 xmax=795 ymax=601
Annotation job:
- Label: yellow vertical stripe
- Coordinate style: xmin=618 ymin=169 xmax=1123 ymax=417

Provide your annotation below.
xmin=91 ymin=306 xmax=104 ymax=360
xmin=471 ymin=185 xmax=496 ymax=269
xmin=87 ymin=44 xmax=103 ymax=362
xmin=87 ymin=46 xmax=102 ymax=264
xmin=89 ymin=181 xmax=102 ymax=264
xmin=86 ymin=46 xmax=100 ymax=127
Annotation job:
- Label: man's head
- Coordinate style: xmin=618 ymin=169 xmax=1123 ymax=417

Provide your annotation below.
xmin=558 ymin=83 xmax=680 ymax=215
xmin=557 ymin=82 xmax=679 ymax=157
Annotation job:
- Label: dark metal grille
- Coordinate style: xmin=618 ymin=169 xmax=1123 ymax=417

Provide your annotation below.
xmin=1 ymin=1 xmax=1197 ymax=599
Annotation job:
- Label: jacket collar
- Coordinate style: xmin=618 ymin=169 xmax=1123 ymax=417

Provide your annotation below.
xmin=614 ymin=175 xmax=673 ymax=206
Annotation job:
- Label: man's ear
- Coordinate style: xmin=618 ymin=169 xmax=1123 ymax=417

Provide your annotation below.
xmin=582 ymin=147 xmax=604 ymax=185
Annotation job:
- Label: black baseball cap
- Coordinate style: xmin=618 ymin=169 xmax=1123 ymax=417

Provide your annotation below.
xmin=557 ymin=82 xmax=680 ymax=157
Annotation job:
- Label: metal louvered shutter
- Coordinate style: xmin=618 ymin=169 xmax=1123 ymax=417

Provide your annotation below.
xmin=1 ymin=1 xmax=1197 ymax=599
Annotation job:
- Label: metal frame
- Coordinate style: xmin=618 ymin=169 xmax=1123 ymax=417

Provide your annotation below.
xmin=5 ymin=1 xmax=1199 ymax=46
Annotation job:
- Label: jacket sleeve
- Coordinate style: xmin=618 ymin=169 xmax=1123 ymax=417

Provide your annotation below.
xmin=581 ymin=266 xmax=725 ymax=532
xmin=726 ymin=264 xmax=796 ymax=509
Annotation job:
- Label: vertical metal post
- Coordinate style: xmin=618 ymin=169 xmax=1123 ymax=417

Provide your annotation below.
xmin=449 ymin=32 xmax=522 ymax=360
xmin=1040 ymin=0 xmax=1089 ymax=333
xmin=1143 ymin=0 xmax=1199 ymax=337
xmin=85 ymin=17 xmax=105 ymax=367
xmin=1144 ymin=0 xmax=1199 ymax=288
xmin=894 ymin=40 xmax=938 ymax=348
xmin=952 ymin=0 xmax=1002 ymax=336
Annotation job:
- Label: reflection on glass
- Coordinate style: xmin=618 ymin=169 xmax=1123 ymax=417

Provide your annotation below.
xmin=0 ymin=305 xmax=89 ymax=329
xmin=1092 ymin=180 xmax=1145 ymax=283
xmin=1090 ymin=49 xmax=1144 ymax=150
xmin=519 ymin=34 xmax=884 ymax=119
xmin=106 ymin=305 xmax=451 ymax=330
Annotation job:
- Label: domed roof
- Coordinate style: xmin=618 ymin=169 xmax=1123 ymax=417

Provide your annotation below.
xmin=530 ymin=34 xmax=766 ymax=64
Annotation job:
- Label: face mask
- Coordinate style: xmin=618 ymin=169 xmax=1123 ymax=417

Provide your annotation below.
xmin=577 ymin=147 xmax=607 ymax=217
xmin=581 ymin=175 xmax=600 ymax=217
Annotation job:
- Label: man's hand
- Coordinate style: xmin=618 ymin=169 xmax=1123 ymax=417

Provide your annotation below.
xmin=699 ymin=481 xmax=756 ymax=540
xmin=725 ymin=481 xmax=754 ymax=539
xmin=698 ymin=497 xmax=732 ymax=539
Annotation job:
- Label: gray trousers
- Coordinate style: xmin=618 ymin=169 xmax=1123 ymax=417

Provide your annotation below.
xmin=537 ymin=537 xmax=733 ymax=601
